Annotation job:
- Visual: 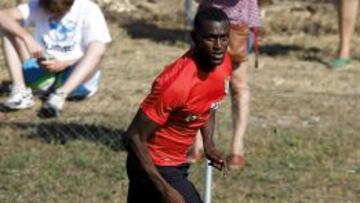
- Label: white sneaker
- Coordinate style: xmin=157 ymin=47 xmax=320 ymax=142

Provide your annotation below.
xmin=38 ymin=91 xmax=67 ymax=118
xmin=4 ymin=87 xmax=34 ymax=110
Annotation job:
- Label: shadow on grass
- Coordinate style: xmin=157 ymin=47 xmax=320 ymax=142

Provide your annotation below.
xmin=0 ymin=122 xmax=126 ymax=151
xmin=260 ymin=44 xmax=302 ymax=56
xmin=0 ymin=81 xmax=13 ymax=112
xmin=120 ymin=20 xmax=189 ymax=45
xmin=0 ymin=80 xmax=11 ymax=96
xmin=259 ymin=44 xmax=328 ymax=65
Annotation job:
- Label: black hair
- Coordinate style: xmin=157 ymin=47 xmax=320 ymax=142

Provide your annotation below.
xmin=39 ymin=0 xmax=74 ymax=14
xmin=194 ymin=7 xmax=230 ymax=31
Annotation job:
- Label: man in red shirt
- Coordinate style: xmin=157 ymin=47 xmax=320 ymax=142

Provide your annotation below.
xmin=123 ymin=7 xmax=231 ymax=203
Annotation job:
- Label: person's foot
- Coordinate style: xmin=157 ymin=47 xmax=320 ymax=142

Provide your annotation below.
xmin=4 ymin=87 xmax=34 ymax=110
xmin=226 ymin=154 xmax=245 ymax=170
xmin=187 ymin=151 xmax=203 ymax=164
xmin=327 ymin=58 xmax=352 ymax=70
xmin=38 ymin=91 xmax=67 ymax=118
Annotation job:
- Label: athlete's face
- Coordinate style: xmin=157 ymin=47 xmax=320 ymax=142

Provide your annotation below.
xmin=193 ymin=20 xmax=230 ymax=72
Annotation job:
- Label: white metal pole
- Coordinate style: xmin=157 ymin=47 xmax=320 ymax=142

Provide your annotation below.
xmin=204 ymin=160 xmax=213 ymax=203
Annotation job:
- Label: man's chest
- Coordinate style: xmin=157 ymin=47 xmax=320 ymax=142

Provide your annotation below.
xmin=170 ymin=75 xmax=230 ymax=123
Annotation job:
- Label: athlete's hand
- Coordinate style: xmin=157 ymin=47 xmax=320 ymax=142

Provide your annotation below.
xmin=40 ymin=59 xmax=70 ymax=73
xmin=23 ymin=34 xmax=44 ymax=58
xmin=163 ymin=186 xmax=186 ymax=203
xmin=204 ymin=146 xmax=229 ymax=176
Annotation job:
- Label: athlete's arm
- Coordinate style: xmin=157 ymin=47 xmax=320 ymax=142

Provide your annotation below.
xmin=200 ymin=110 xmax=228 ymax=174
xmin=124 ymin=109 xmax=185 ymax=203
xmin=0 ymin=7 xmax=43 ymax=58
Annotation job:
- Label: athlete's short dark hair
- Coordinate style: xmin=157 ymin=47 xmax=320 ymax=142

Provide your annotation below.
xmin=194 ymin=7 xmax=230 ymax=31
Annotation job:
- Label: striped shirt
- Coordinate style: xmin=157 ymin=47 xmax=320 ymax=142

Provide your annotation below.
xmin=200 ymin=0 xmax=261 ymax=27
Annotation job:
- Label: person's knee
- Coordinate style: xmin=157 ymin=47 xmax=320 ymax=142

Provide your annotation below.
xmin=2 ymin=34 xmax=24 ymax=51
xmin=13 ymin=35 xmax=24 ymax=46
xmin=230 ymin=75 xmax=249 ymax=93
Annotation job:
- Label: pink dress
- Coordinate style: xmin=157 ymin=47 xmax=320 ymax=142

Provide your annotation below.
xmin=200 ymin=0 xmax=261 ymax=27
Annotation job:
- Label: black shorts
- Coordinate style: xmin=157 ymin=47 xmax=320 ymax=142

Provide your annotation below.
xmin=126 ymin=153 xmax=203 ymax=203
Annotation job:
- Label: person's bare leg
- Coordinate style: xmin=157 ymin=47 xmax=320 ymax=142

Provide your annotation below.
xmin=2 ymin=35 xmax=30 ymax=89
xmin=228 ymin=61 xmax=249 ymax=169
xmin=338 ymin=0 xmax=359 ymax=58
xmin=2 ymin=34 xmax=34 ymax=109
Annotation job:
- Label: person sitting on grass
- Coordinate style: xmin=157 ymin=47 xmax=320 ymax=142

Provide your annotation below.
xmin=0 ymin=0 xmax=111 ymax=117
xmin=123 ymin=7 xmax=231 ymax=203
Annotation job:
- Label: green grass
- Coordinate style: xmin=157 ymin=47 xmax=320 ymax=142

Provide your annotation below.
xmin=1 ymin=123 xmax=358 ymax=203
xmin=0 ymin=133 xmax=128 ymax=203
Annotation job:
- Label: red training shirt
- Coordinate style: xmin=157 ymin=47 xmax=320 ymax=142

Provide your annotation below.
xmin=141 ymin=50 xmax=232 ymax=166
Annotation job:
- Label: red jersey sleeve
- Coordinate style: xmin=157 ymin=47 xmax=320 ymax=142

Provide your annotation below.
xmin=140 ymin=76 xmax=184 ymax=126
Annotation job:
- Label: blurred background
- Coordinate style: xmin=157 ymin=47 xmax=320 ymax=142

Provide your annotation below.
xmin=0 ymin=0 xmax=359 ymax=202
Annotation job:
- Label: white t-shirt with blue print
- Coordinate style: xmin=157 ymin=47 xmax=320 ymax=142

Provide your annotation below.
xmin=18 ymin=0 xmax=111 ymax=96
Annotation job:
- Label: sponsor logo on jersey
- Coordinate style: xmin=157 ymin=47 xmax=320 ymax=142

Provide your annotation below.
xmin=185 ymin=114 xmax=199 ymax=122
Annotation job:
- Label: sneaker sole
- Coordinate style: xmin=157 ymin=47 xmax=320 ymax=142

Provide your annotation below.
xmin=4 ymin=101 xmax=35 ymax=110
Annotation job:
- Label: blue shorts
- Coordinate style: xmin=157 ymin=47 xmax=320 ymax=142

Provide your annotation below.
xmin=22 ymin=58 xmax=100 ymax=99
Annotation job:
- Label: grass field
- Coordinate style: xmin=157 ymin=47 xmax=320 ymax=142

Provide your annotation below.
xmin=0 ymin=0 xmax=359 ymax=202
